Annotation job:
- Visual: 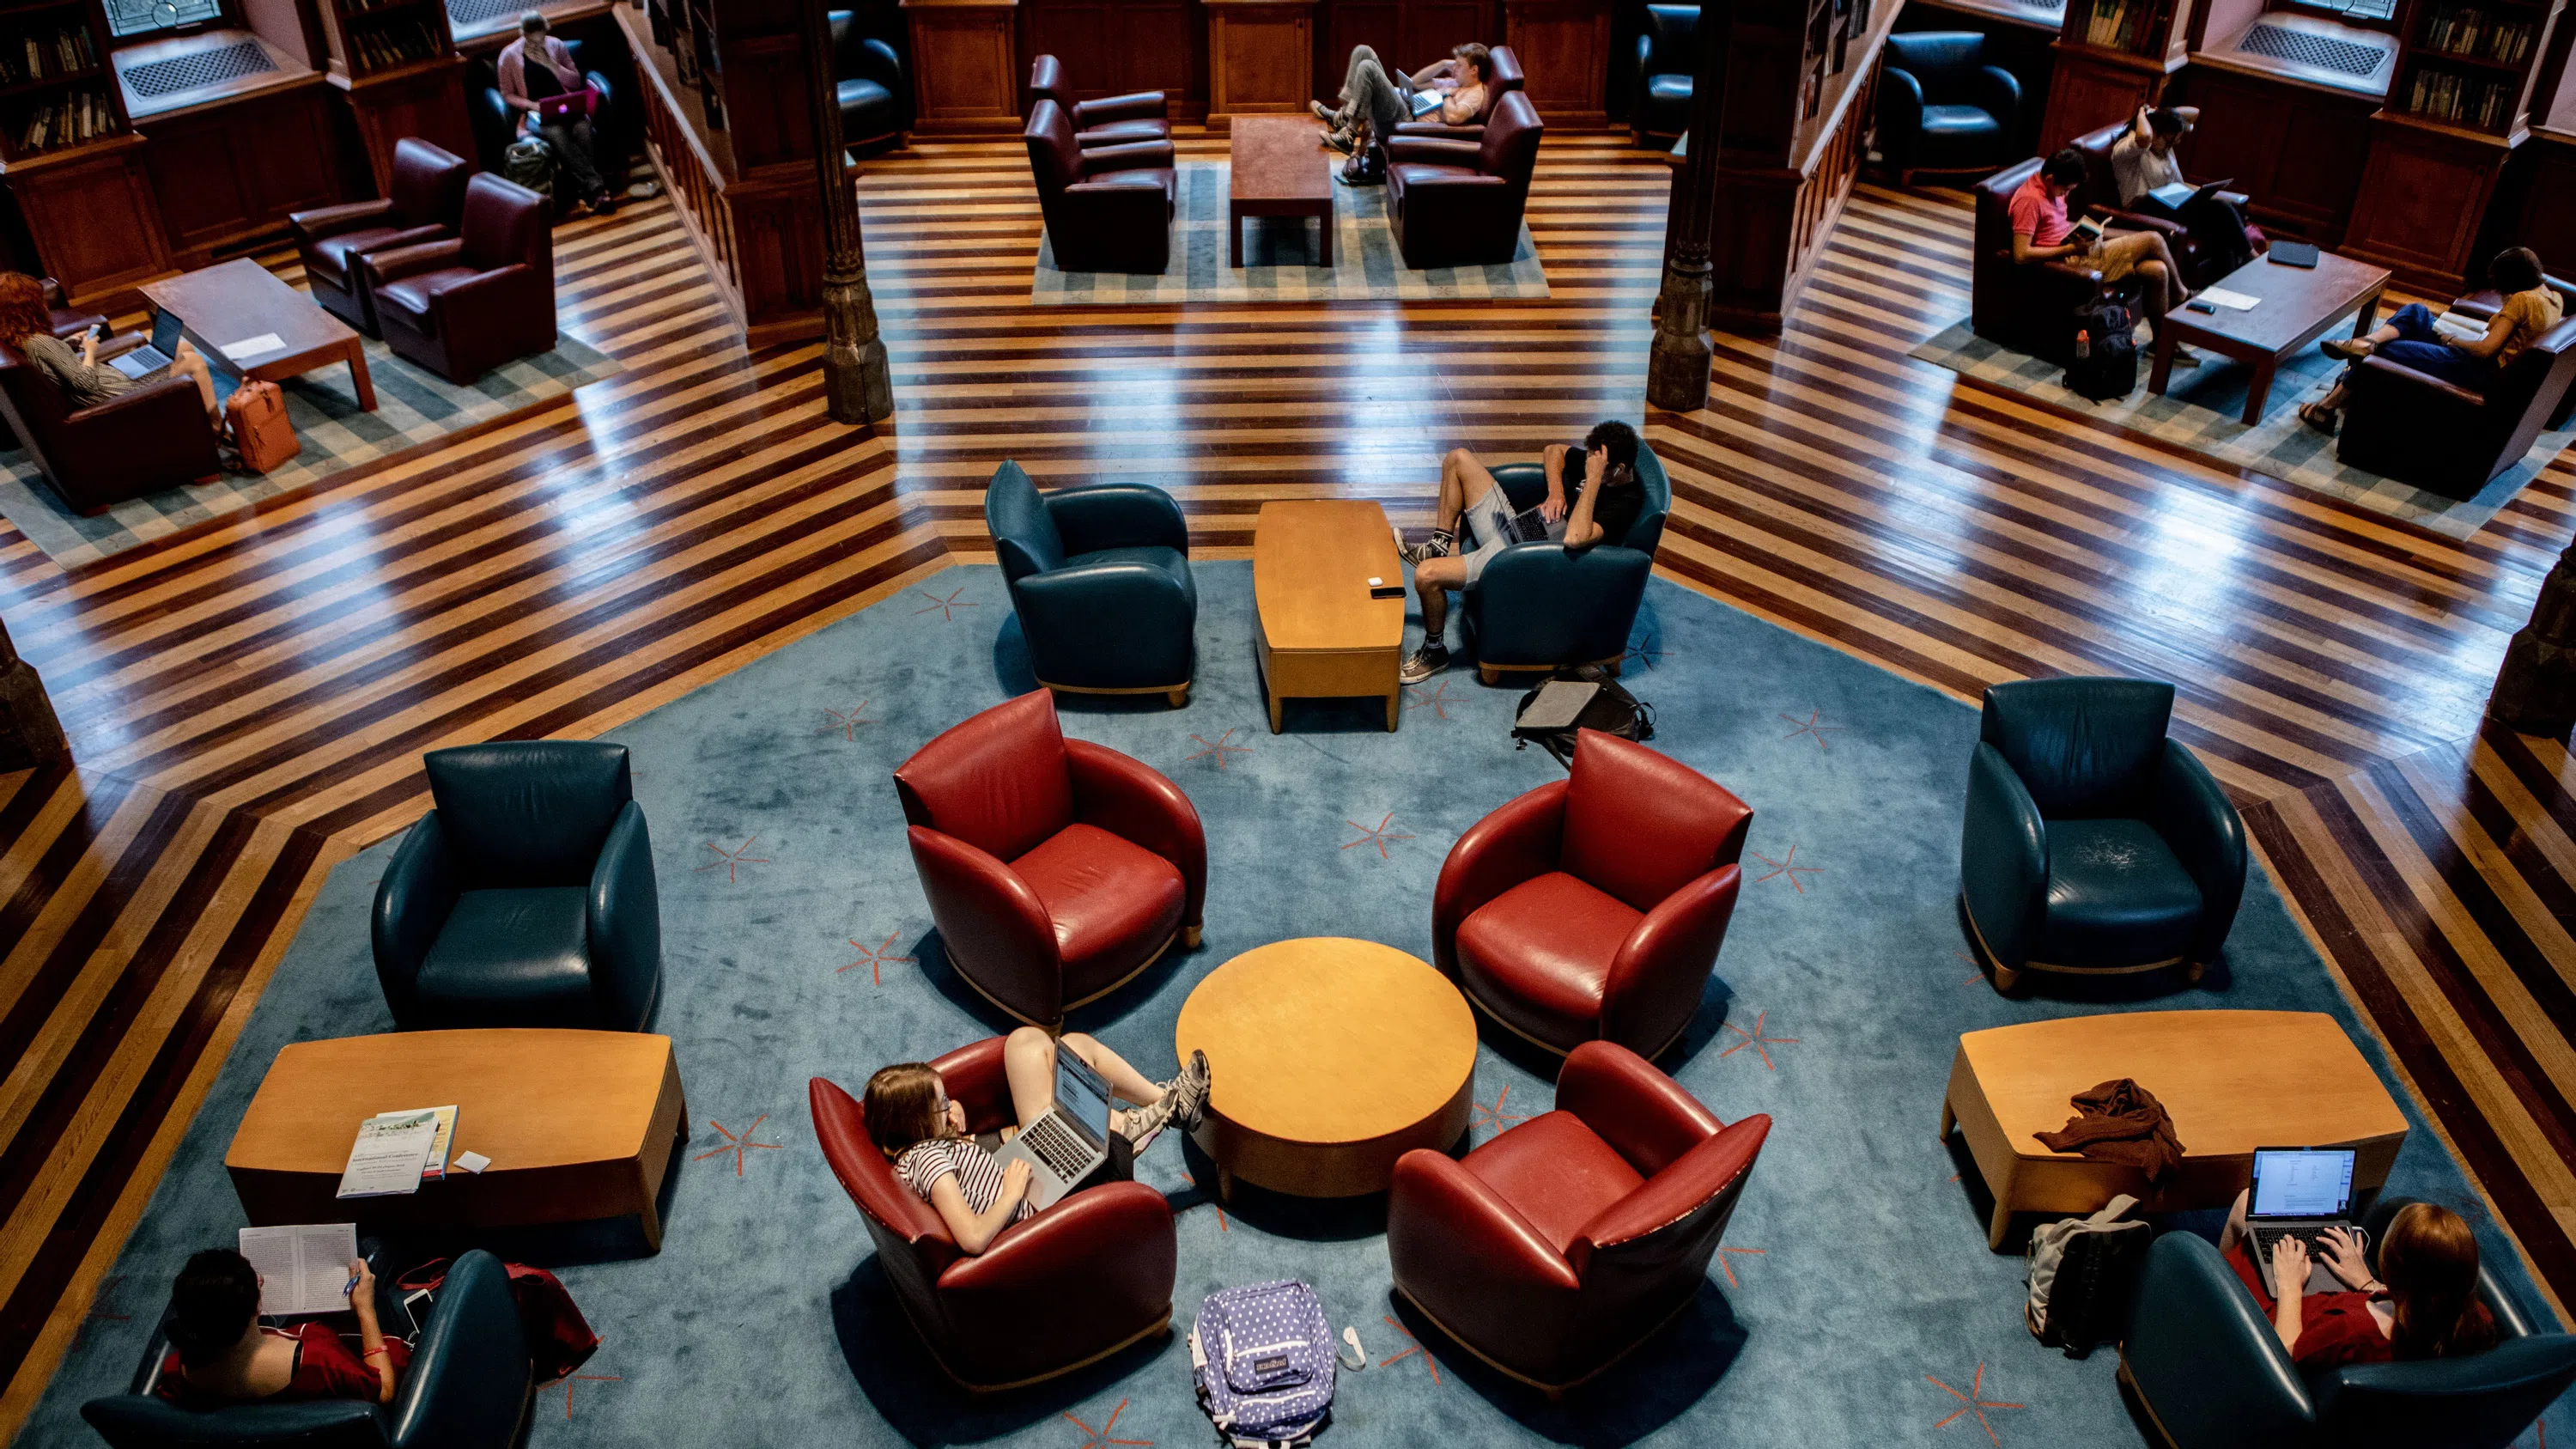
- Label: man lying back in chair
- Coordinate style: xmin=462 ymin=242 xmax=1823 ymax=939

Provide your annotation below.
xmin=1395 ymin=420 xmax=1645 ymax=685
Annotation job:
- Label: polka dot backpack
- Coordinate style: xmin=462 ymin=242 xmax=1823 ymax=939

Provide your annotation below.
xmin=1188 ymin=1279 xmax=1336 ymax=1447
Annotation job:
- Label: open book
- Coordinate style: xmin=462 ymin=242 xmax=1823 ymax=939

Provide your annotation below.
xmin=2432 ymin=310 xmax=2489 ymax=344
xmin=2070 ymin=215 xmax=2108 ymax=248
xmin=238 ymin=1223 xmax=358 ymax=1317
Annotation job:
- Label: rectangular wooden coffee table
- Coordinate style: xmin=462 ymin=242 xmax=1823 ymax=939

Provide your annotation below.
xmin=2148 ymin=250 xmax=2390 ymax=425
xmin=1941 ymin=1010 xmax=2406 ymax=1249
xmin=227 ymin=1029 xmax=687 ymax=1251
xmin=143 ymin=257 xmax=377 ymax=411
xmin=1230 ymin=114 xmax=1334 ymax=268
xmin=1253 ymin=499 xmax=1403 ymax=732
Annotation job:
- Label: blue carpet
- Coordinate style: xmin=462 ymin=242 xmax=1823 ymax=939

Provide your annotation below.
xmin=21 ymin=563 xmax=2571 ymax=1448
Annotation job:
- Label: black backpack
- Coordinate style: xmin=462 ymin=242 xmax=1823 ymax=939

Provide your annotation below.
xmin=2024 ymin=1196 xmax=2152 ymax=1357
xmin=2064 ymin=296 xmax=2139 ymax=401
xmin=1511 ymin=665 xmax=1654 ymax=769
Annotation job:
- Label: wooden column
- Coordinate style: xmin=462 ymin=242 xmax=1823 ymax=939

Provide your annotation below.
xmin=1503 ymin=0 xmax=1611 ymax=126
xmin=1207 ymin=0 xmax=1317 ymax=129
xmin=1645 ymin=0 xmax=1730 ymax=411
xmin=0 ymin=616 xmax=68 ymax=771
xmin=2490 ymin=537 xmax=2576 ymax=734
xmin=903 ymin=0 xmax=1025 ymax=133
xmin=803 ymin=0 xmax=896 ymax=422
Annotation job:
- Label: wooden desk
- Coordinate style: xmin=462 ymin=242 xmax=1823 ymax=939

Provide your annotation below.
xmin=2147 ymin=250 xmax=2389 ymax=424
xmin=226 ymin=1029 xmax=687 ymax=1250
xmin=1941 ymin=1010 xmax=2407 ymax=1249
xmin=1252 ymin=499 xmax=1405 ymax=732
xmin=1229 ymin=116 xmax=1333 ymax=266
xmin=1176 ymin=937 xmax=1476 ymax=1200
xmin=143 ymin=259 xmax=376 ymax=410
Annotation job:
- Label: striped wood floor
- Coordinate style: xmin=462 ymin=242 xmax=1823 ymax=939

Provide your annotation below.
xmin=1 ymin=130 xmax=2570 ymax=1438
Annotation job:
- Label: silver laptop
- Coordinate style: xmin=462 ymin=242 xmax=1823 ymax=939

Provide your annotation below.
xmin=993 ymin=1048 xmax=1113 ymax=1209
xmin=2247 ymin=1146 xmax=2366 ymax=1297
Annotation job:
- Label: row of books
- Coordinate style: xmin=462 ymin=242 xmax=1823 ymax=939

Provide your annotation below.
xmin=347 ymin=15 xmax=445 ymax=72
xmin=2083 ymin=0 xmax=2152 ymax=51
xmin=2403 ymin=66 xmax=2515 ymax=127
xmin=0 ymin=25 xmax=99 ymax=83
xmin=2415 ymin=5 xmax=2536 ymax=62
xmin=15 ymin=88 xmax=116 ymax=151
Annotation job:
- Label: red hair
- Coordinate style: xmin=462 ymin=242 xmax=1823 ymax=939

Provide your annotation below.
xmin=2381 ymin=1202 xmax=2499 ymax=1360
xmin=0 ymin=274 xmax=51 ymax=350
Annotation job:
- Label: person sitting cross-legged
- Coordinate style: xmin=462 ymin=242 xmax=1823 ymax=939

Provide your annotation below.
xmin=1315 ymin=41 xmax=1491 ymax=156
xmin=2010 ymin=147 xmax=2197 ymax=362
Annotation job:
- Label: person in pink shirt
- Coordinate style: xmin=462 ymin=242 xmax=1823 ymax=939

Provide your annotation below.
xmin=2009 ymin=148 xmax=2196 ymax=363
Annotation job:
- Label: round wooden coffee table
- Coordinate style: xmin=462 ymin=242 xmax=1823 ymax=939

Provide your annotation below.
xmin=1175 ymin=937 xmax=1476 ymax=1201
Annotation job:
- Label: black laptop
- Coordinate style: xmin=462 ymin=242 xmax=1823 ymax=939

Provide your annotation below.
xmin=2246 ymin=1146 xmax=2366 ymax=1297
xmin=2269 ymin=240 xmax=2322 ymax=268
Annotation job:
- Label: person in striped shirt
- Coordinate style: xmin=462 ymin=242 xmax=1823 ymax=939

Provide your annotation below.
xmin=865 ymin=1027 xmax=1210 ymax=1254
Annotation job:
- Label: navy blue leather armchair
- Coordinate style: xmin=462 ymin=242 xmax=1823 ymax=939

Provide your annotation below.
xmin=82 ymin=1250 xmax=532 ymax=1449
xmin=1959 ymin=678 xmax=2245 ymax=992
xmin=2121 ymin=1207 xmax=2576 ymax=1449
xmin=1878 ymin=32 xmax=2020 ymax=183
xmin=1458 ymin=447 xmax=1670 ymax=684
xmin=986 ymin=460 xmax=1197 ymax=706
xmin=1632 ymin=4 xmax=1698 ymax=142
xmin=373 ymin=740 xmax=662 ymax=1031
xmin=829 ymin=9 xmax=910 ymax=152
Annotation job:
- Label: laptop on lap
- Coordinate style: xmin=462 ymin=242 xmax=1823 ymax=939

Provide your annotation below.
xmin=2246 ymin=1146 xmax=2366 ymax=1297
xmin=993 ymin=1049 xmax=1115 ymax=1209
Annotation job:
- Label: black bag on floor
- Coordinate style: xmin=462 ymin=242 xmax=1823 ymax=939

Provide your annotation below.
xmin=2025 ymin=1195 xmax=2151 ymax=1357
xmin=1512 ymin=664 xmax=1654 ymax=769
xmin=2064 ymin=295 xmax=2139 ymax=401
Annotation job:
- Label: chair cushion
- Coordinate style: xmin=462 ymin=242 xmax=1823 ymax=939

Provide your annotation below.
xmin=1392 ymin=162 xmax=1482 ymax=188
xmin=416 ymin=886 xmax=594 ymax=1024
xmin=377 ymin=268 xmax=481 ymax=325
xmin=1012 ymin=823 xmax=1185 ymax=998
xmin=1066 ymin=544 xmax=1196 ymax=605
xmin=311 ymin=226 xmax=409 ymax=289
xmin=1464 ymin=1109 xmax=1644 ymax=1253
xmin=1455 ymin=872 xmax=1643 ymax=1049
xmin=2038 ymin=817 xmax=2202 ymax=969
xmin=1920 ymin=104 xmax=2001 ymax=137
xmin=837 ymin=78 xmax=896 ymax=133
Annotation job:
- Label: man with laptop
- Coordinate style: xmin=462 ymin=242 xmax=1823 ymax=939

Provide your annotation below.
xmin=497 ymin=11 xmax=616 ymax=217
xmin=2111 ymin=105 xmax=2258 ymax=277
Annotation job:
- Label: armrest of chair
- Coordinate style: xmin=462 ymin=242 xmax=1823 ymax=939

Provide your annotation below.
xmin=1010 ymin=561 xmax=1196 ymax=685
xmin=1072 ymin=90 xmax=1168 ymax=126
xmin=1063 ymin=180 xmax=1175 ymax=235
xmin=1394 ymin=121 xmax=1485 ymax=141
xmin=586 ymin=800 xmax=662 ymax=1032
xmin=904 ymin=825 xmax=1062 ymax=1022
xmin=2351 ymin=353 xmax=2488 ymax=410
xmin=1389 ymin=1149 xmax=1582 ymax=1302
xmin=1066 ymin=738 xmax=1206 ymax=928
xmin=1971 ymin=64 xmax=2021 ymax=126
xmin=387 ymin=1251 xmax=530 ymax=1449
xmin=1960 ymin=743 xmax=2047 ymax=971
xmin=946 ymin=1180 xmax=1175 ymax=1300
xmin=1045 ymin=481 xmax=1188 ymax=555
xmin=1431 ymin=780 xmax=1568 ymax=976
xmin=1571 ymin=1114 xmax=1768 ymax=1270
xmin=290 ymin=198 xmax=395 ymax=244
xmin=372 ymin=811 xmax=459 ymax=1026
xmin=2216 ymin=190 xmax=2250 ymax=210
xmin=1602 ymin=863 xmax=1743 ymax=1060
xmin=851 ymin=35 xmax=904 ymax=92
xmin=2147 ymin=740 xmax=2245 ymax=966
xmin=2093 ymin=206 xmax=2186 ymax=243
xmin=1878 ymin=65 xmax=1925 ymax=134
xmin=1556 ymin=1039 xmax=1726 ymax=1175
xmin=63 ymin=373 xmax=208 ymax=430
xmin=2122 ymin=1233 xmax=2316 ymax=1449
xmin=421 ymin=262 xmax=533 ymax=314
xmin=366 ymin=238 xmax=467 ymax=288
xmin=1386 ymin=136 xmax=1484 ymax=167
xmin=2040 ymin=258 xmax=2107 ymax=288
xmin=1079 ymin=138 xmax=1174 ymax=174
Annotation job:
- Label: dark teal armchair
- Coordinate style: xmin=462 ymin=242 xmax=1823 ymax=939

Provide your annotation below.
xmin=372 ymin=740 xmax=661 ymax=1031
xmin=986 ymin=460 xmax=1197 ymax=707
xmin=1959 ymin=677 xmax=2244 ymax=992
xmin=1459 ymin=447 xmax=1670 ymax=685
xmin=82 ymin=1250 xmax=532 ymax=1449
xmin=2120 ymin=1205 xmax=2576 ymax=1449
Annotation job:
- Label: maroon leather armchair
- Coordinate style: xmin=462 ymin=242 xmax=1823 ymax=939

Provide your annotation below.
xmin=0 ymin=338 xmax=218 ymax=515
xmin=1388 ymin=1041 xmax=1771 ymax=1391
xmin=2452 ymin=272 xmax=2576 ymax=430
xmin=1026 ymin=100 xmax=1176 ymax=275
xmin=2337 ymin=315 xmax=2576 ymax=499
xmin=365 ymin=174 xmax=554 ymax=384
xmin=1433 ymin=728 xmax=1751 ymax=1058
xmin=1391 ymin=45 xmax=1526 ymax=143
xmin=893 ymin=691 xmax=1205 ymax=1028
xmin=2064 ymin=118 xmax=2251 ymax=289
xmin=1027 ymin=53 xmax=1170 ymax=148
xmin=289 ymin=138 xmax=474 ymax=337
xmin=1971 ymin=155 xmax=2132 ymax=365
xmin=1385 ymin=90 xmax=1543 ymax=271
xmin=811 ymin=1037 xmax=1178 ymax=1390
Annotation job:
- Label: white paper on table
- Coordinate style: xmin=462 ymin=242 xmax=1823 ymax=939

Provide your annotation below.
xmin=237 ymin=1222 xmax=358 ymax=1317
xmin=336 ymin=1110 xmax=439 ymax=1199
xmin=2196 ymin=288 xmax=2261 ymax=311
xmin=219 ymin=332 xmax=287 ymax=362
xmin=453 ymin=1150 xmax=490 ymax=1174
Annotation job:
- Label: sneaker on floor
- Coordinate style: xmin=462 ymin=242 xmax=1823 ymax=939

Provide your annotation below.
xmin=1400 ymin=644 xmax=1449 ymax=685
xmin=2320 ymin=337 xmax=2372 ymax=361
xmin=1311 ymin=100 xmax=1341 ymax=123
xmin=2169 ymin=345 xmax=2203 ymax=367
xmin=1322 ymin=127 xmax=1356 ymax=154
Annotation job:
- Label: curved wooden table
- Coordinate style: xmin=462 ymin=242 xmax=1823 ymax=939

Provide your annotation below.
xmin=1176 ymin=937 xmax=1476 ymax=1200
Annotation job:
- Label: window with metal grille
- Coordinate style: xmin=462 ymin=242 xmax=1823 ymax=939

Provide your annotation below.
xmin=104 ymin=0 xmax=224 ymax=39
xmin=447 ymin=0 xmax=526 ymax=30
xmin=118 ymin=40 xmax=276 ymax=95
xmin=2239 ymin=21 xmax=2389 ymax=76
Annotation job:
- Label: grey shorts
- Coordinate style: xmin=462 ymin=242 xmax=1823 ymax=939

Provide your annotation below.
xmin=1458 ymin=484 xmax=1564 ymax=587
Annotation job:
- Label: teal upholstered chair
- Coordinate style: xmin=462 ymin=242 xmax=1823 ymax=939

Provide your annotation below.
xmin=2120 ymin=1203 xmax=2576 ymax=1449
xmin=1958 ymin=677 xmax=2245 ymax=992
xmin=372 ymin=740 xmax=661 ymax=1031
xmin=985 ymin=460 xmax=1197 ymax=707
xmin=1459 ymin=447 xmax=1670 ymax=685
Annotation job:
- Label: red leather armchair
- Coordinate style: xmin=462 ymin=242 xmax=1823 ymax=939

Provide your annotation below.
xmin=0 ymin=338 xmax=218 ymax=515
xmin=366 ymin=174 xmax=555 ymax=384
xmin=289 ymin=138 xmax=474 ymax=337
xmin=1027 ymin=53 xmax=1170 ymax=148
xmin=1026 ymin=100 xmax=1177 ymax=275
xmin=1433 ymin=728 xmax=1750 ymax=1058
xmin=1388 ymin=1041 xmax=1771 ymax=1391
xmin=1972 ymin=155 xmax=2130 ymax=365
xmin=893 ymin=691 xmax=1205 ymax=1028
xmin=811 ymin=1037 xmax=1178 ymax=1390
xmin=1385 ymin=89 xmax=1543 ymax=270
xmin=1391 ymin=45 xmax=1525 ymax=143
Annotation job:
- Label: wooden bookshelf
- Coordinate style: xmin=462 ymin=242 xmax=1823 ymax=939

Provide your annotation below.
xmin=2389 ymin=0 xmax=2557 ymax=131
xmin=0 ymin=0 xmax=127 ymax=165
xmin=313 ymin=0 xmax=472 ymax=190
xmin=2037 ymin=0 xmax=2190 ymax=149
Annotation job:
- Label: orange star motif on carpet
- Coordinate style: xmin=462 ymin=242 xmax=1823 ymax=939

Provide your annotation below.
xmin=1715 ymin=1245 xmax=1765 ymax=1288
xmin=913 ymin=588 xmax=978 ymax=620
xmin=1406 ymin=680 xmax=1459 ymax=721
xmin=1376 ymin=1315 xmax=1442 ymax=1385
xmin=1062 ymin=1397 xmax=1151 ymax=1447
xmin=1470 ymin=1084 xmax=1530 ymax=1135
xmin=839 ymin=934 xmax=913 ymax=984
xmin=1749 ymin=845 xmax=1820 ymax=893
xmin=694 ymin=837 xmax=770 ymax=884
xmin=1343 ymin=812 xmax=1414 ymax=860
xmin=1184 ymin=729 xmax=1253 ymax=770
xmin=1720 ymin=1010 xmax=1800 ymax=1070
xmin=1927 ymin=1361 xmax=2025 ymax=1446
xmin=1180 ymin=1170 xmax=1227 ymax=1232
xmin=694 ymin=1114 xmax=785 ymax=1177
xmin=560 ymin=1373 xmax=620 ymax=1419
xmin=820 ymin=703 xmax=874 ymax=740
xmin=1778 ymin=709 xmax=1844 ymax=751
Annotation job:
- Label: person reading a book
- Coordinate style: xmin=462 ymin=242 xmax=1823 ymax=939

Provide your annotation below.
xmin=0 ymin=272 xmax=223 ymax=429
xmin=2112 ymin=105 xmax=2257 ymax=275
xmin=2215 ymin=1190 xmax=2498 ymax=1369
xmin=499 ymin=12 xmax=615 ymax=217
xmin=1394 ymin=420 xmax=1647 ymax=685
xmin=1313 ymin=42 xmax=1492 ymax=155
xmin=2008 ymin=149 xmax=2197 ymax=360
xmin=864 ymin=1029 xmax=1211 ymax=1255
xmin=2300 ymin=246 xmax=2564 ymax=433
xmin=153 ymin=1249 xmax=407 ymax=1407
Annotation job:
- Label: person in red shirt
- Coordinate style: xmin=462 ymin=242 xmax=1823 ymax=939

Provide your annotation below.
xmin=2218 ymin=1190 xmax=2500 ymax=1370
xmin=153 ymin=1249 xmax=409 ymax=1409
xmin=2008 ymin=148 xmax=2197 ymax=363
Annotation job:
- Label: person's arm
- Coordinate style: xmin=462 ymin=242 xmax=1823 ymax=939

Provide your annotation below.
xmin=2269 ymin=1237 xmax=2310 ymax=1353
xmin=2010 ymin=230 xmax=2086 ymax=265
xmin=1563 ymin=449 xmax=1610 ymax=550
xmin=2129 ymin=106 xmax=2154 ymax=150
xmin=928 ymin=1159 xmax=1033 ymax=1256
xmin=1540 ymin=442 xmax=1570 ymax=522
xmin=2449 ymin=307 xmax=2518 ymax=359
xmin=1438 ymin=84 xmax=1482 ymax=124
xmin=2316 ymin=1227 xmax=2384 ymax=1294
xmin=499 ymin=50 xmax=537 ymax=113
xmin=1409 ymin=58 xmax=1455 ymax=86
xmin=346 ymin=1260 xmax=397 ymax=1405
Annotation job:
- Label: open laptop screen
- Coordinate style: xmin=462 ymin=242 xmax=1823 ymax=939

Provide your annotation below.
xmin=2250 ymin=1148 xmax=2357 ymax=1219
xmin=1058 ymin=1050 xmax=1112 ymax=1148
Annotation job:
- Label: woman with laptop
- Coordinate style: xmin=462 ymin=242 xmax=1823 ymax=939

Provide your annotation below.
xmin=2218 ymin=1185 xmax=2500 ymax=1367
xmin=0 ymin=272 xmax=224 ymax=431
xmin=864 ymin=1029 xmax=1210 ymax=1254
xmin=497 ymin=12 xmax=615 ymax=218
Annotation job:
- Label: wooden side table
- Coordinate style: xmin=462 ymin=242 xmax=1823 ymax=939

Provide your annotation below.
xmin=1252 ymin=499 xmax=1405 ymax=732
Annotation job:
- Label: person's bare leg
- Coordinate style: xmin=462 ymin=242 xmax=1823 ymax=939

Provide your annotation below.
xmin=172 ymin=341 xmax=220 ymax=421
xmin=1436 ymin=447 xmax=1499 ymax=533
xmin=1414 ymin=555 xmax=1465 ymax=642
xmin=2149 ymin=235 xmax=2190 ymax=305
xmin=1001 ymin=1026 xmax=1060 ymax=1130
xmin=2140 ymin=259 xmax=2174 ymax=344
xmin=1058 ymin=1032 xmax=1164 ymax=1107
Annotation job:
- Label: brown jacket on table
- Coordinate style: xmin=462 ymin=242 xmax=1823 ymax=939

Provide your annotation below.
xmin=2033 ymin=1077 xmax=2185 ymax=1186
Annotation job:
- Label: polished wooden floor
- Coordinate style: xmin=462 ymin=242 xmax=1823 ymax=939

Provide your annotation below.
xmin=3 ymin=130 xmax=2572 ymax=1435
